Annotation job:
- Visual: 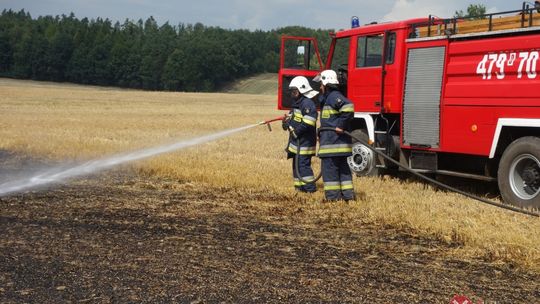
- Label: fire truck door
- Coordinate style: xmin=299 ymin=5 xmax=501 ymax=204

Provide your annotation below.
xmin=278 ymin=36 xmax=323 ymax=110
xmin=348 ymin=34 xmax=386 ymax=112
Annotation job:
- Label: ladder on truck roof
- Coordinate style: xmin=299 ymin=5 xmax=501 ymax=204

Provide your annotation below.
xmin=411 ymin=3 xmax=540 ymax=39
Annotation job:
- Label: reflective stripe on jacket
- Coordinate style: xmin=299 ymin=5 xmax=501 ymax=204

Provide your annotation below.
xmin=287 ymin=96 xmax=318 ymax=156
xmin=318 ymin=90 xmax=354 ymax=158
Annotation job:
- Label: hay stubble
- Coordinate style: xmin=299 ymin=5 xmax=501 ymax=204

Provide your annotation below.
xmin=0 ymin=78 xmax=538 ymax=272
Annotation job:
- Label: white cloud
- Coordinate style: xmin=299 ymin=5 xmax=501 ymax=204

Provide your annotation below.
xmin=382 ymin=0 xmax=518 ymax=23
xmin=486 ymin=6 xmax=499 ymax=14
xmin=382 ymin=0 xmax=458 ymax=21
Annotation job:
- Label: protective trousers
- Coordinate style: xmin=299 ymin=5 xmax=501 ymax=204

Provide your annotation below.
xmin=321 ymin=156 xmax=354 ymax=200
xmin=293 ymin=155 xmax=316 ymax=193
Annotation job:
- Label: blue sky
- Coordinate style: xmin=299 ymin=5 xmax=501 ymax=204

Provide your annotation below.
xmin=0 ymin=1 xmax=524 ymax=30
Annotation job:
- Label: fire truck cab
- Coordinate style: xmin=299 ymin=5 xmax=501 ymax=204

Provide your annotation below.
xmin=278 ymin=3 xmax=540 ymax=209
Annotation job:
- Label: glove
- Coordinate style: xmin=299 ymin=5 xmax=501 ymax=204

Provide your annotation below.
xmin=282 ymin=116 xmax=290 ymax=131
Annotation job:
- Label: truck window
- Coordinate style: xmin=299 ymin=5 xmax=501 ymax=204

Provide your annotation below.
xmin=283 ymin=39 xmax=321 ymax=70
xmin=356 ymin=33 xmax=396 ymax=67
xmin=357 ymin=35 xmax=383 ymax=67
xmin=329 ymin=37 xmax=350 ymax=71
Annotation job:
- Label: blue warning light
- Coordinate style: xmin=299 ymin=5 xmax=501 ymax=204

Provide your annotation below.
xmin=351 ymin=16 xmax=359 ymax=28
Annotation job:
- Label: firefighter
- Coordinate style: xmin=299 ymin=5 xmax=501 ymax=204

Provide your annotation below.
xmin=282 ymin=76 xmax=319 ymax=193
xmin=313 ymin=70 xmax=355 ymax=201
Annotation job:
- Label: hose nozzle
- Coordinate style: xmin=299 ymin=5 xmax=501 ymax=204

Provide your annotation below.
xmin=258 ymin=115 xmax=287 ymax=132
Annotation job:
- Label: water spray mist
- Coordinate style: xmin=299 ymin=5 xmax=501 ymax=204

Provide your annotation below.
xmin=0 ymin=124 xmax=257 ymax=196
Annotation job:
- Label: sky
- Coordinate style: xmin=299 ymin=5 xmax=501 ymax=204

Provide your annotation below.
xmin=0 ymin=0 xmax=525 ymax=30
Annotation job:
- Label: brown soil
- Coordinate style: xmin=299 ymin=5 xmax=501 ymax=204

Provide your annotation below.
xmin=0 ymin=153 xmax=538 ymax=303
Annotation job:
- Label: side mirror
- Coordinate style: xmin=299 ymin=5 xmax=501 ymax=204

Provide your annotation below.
xmin=297 ymin=46 xmax=305 ymax=55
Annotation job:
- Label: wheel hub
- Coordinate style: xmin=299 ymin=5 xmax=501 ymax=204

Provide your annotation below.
xmin=522 ymin=166 xmax=540 ymax=191
xmin=509 ymin=154 xmax=540 ymax=200
xmin=347 ymin=143 xmax=373 ymax=175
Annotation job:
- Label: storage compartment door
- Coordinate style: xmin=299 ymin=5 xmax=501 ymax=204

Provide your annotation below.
xmin=403 ymin=46 xmax=446 ymax=147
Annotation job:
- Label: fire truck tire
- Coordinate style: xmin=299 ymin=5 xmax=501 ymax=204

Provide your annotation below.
xmin=498 ymin=136 xmax=540 ymax=209
xmin=347 ymin=129 xmax=378 ymax=177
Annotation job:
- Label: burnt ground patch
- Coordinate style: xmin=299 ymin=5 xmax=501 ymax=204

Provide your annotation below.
xmin=0 ymin=157 xmax=538 ymax=302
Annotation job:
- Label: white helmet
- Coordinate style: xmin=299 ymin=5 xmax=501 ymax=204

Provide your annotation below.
xmin=289 ymin=76 xmax=318 ymax=99
xmin=313 ymin=69 xmax=339 ymax=86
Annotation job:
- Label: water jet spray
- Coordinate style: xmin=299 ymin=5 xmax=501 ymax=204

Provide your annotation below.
xmin=0 ymin=124 xmax=257 ymax=197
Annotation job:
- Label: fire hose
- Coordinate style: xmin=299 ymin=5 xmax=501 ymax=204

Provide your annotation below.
xmin=318 ymin=127 xmax=539 ymax=217
xmin=259 ymin=117 xmax=539 ymax=217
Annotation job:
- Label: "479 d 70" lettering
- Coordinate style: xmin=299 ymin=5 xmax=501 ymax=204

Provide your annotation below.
xmin=476 ymin=51 xmax=539 ymax=80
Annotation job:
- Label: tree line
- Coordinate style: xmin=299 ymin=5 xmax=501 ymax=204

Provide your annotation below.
xmin=0 ymin=9 xmax=333 ymax=92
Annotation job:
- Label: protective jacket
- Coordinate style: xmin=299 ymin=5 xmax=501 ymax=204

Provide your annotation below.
xmin=286 ymin=96 xmax=317 ymax=158
xmin=318 ymin=90 xmax=355 ymax=158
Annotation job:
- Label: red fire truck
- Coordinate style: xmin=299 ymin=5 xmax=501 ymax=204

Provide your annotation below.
xmin=278 ymin=3 xmax=540 ymax=209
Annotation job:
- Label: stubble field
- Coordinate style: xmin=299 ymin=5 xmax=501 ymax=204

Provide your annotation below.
xmin=0 ymin=78 xmax=539 ymax=302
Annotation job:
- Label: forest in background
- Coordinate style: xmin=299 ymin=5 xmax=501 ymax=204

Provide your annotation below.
xmin=0 ymin=9 xmax=334 ymax=92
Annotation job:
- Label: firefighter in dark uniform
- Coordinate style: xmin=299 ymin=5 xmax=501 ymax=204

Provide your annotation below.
xmin=282 ymin=76 xmax=319 ymax=192
xmin=313 ymin=70 xmax=355 ymax=201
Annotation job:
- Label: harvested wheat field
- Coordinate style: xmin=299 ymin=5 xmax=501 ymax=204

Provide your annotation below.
xmin=0 ymin=78 xmax=539 ymax=302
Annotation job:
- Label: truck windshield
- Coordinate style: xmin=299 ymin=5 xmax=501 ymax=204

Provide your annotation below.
xmin=329 ymin=37 xmax=350 ymax=71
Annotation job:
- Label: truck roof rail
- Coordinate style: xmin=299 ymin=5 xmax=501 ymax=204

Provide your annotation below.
xmin=411 ymin=3 xmax=540 ymax=38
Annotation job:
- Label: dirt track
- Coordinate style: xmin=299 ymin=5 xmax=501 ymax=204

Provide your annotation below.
xmin=0 ymin=154 xmax=539 ymax=303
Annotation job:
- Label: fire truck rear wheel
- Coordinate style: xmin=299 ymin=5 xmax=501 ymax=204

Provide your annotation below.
xmin=498 ymin=136 xmax=540 ymax=209
xmin=348 ymin=129 xmax=378 ymax=177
